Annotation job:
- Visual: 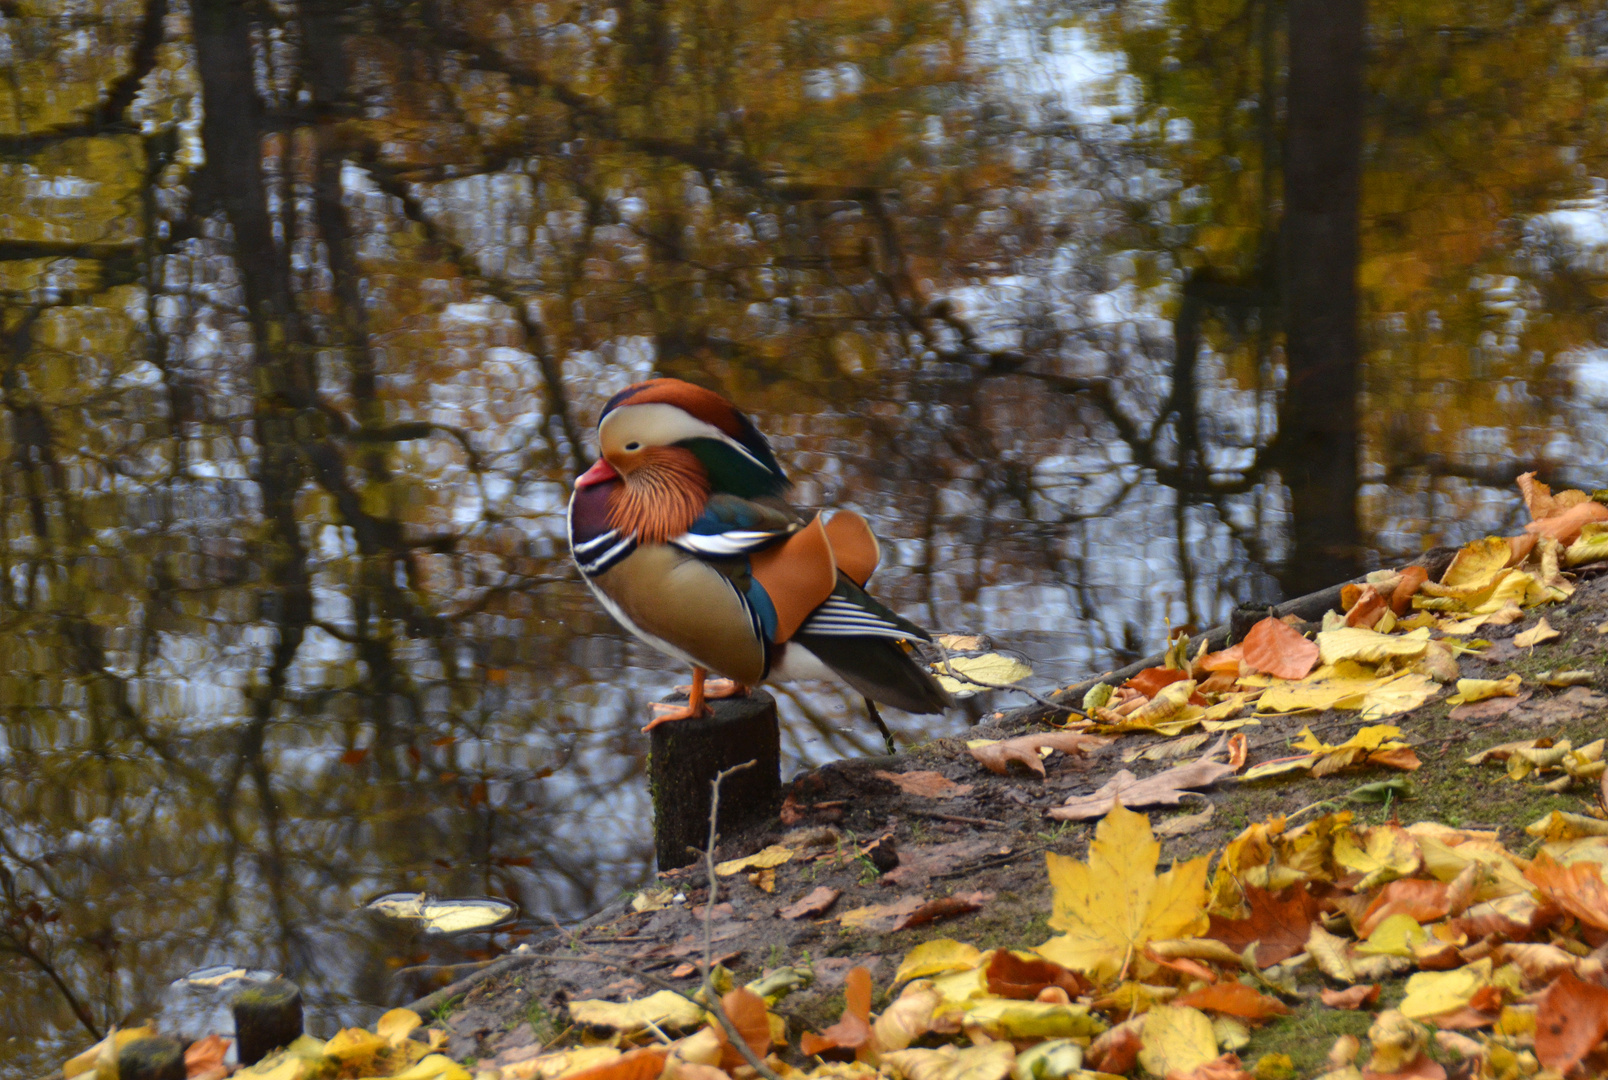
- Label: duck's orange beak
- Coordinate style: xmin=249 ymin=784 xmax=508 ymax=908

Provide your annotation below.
xmin=576 ymin=458 xmax=620 ymax=489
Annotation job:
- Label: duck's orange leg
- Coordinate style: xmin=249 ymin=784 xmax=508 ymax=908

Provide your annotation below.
xmin=644 ymin=666 xmax=714 ymax=731
xmin=677 ymin=677 xmax=749 ymax=700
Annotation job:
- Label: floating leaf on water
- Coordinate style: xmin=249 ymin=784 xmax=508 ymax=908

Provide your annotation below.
xmin=365 ymin=892 xmax=518 ymax=934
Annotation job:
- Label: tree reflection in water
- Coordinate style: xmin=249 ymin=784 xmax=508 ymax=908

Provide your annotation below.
xmin=1 ymin=0 xmax=1607 ymax=1067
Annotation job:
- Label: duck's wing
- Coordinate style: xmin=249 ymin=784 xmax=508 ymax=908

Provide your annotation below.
xmin=667 ymin=493 xmax=803 ymax=557
xmin=789 ymin=577 xmax=954 ymax=714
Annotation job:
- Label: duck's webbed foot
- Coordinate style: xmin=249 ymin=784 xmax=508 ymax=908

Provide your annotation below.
xmin=641 ymin=666 xmax=715 ymax=732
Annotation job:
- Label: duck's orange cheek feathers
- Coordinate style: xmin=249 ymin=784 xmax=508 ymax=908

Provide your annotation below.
xmin=604 ymin=447 xmax=711 ymax=543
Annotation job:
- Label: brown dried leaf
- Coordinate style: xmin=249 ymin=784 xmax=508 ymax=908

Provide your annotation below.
xmin=779 ymin=886 xmax=841 ymax=920
xmin=1321 ymin=984 xmax=1380 ymax=1010
xmin=874 ymin=770 xmax=974 ymax=799
xmin=892 ymin=891 xmax=990 ymax=931
xmin=967 ymin=731 xmax=1110 ymax=776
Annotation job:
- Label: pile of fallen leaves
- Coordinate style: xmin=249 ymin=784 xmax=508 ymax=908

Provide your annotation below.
xmin=954 ymin=473 xmax=1608 ymax=829
xmin=62 ymin=475 xmax=1608 ymax=1080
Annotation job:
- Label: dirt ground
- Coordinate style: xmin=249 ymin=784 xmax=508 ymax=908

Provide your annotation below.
xmin=424 ymin=567 xmax=1608 ymax=1077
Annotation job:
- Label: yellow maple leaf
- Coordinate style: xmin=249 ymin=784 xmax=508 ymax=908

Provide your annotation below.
xmin=1036 ymin=804 xmax=1209 ymax=983
xmin=1315 ymin=627 xmax=1431 ymax=666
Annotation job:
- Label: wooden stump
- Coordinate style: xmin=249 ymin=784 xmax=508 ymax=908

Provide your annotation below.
xmin=650 ymin=689 xmax=780 ymax=871
xmin=232 ymin=978 xmax=304 ymax=1066
xmin=117 ymin=1037 xmax=187 ymax=1080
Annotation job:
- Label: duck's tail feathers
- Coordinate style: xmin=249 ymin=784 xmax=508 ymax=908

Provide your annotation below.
xmin=790 ymin=631 xmax=954 ymax=714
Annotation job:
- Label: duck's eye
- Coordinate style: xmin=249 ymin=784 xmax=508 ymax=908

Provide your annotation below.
xmin=624 ymin=441 xmax=641 ymax=451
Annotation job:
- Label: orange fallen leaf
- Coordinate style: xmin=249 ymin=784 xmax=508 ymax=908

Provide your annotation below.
xmin=1322 ymin=984 xmax=1381 ymax=1010
xmin=1526 ymin=852 xmax=1608 ymax=931
xmin=568 ymin=1048 xmax=670 ymax=1080
xmin=716 ymin=988 xmax=773 ymax=1070
xmin=893 ymin=891 xmax=990 ymax=931
xmin=873 ymin=770 xmax=974 ymax=799
xmin=1172 ymin=982 xmax=1290 ymax=1022
xmin=1359 ymin=880 xmax=1450 ymax=938
xmin=801 ymin=966 xmax=873 ymax=1058
xmin=1240 ymin=617 xmax=1319 ymax=680
xmin=1391 ymin=567 xmax=1428 ymax=615
xmin=780 ymin=886 xmax=841 ymax=920
xmin=984 ymin=950 xmax=1089 ymax=999
xmin=1126 ymin=666 xmax=1191 ymax=697
xmin=1198 ymin=645 xmax=1244 ymax=674
xmin=1345 ymin=585 xmax=1388 ymax=629
xmin=1167 ymin=1052 xmax=1255 ymax=1080
xmin=1536 ymin=970 xmax=1608 ymax=1074
xmin=1086 ymin=1019 xmax=1144 ymax=1074
xmin=1207 ymin=885 xmax=1324 ymax=967
xmin=1527 ymin=501 xmax=1608 ymax=545
xmin=185 ymin=1035 xmax=230 ymax=1080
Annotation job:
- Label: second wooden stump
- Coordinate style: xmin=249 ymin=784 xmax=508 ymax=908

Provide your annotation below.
xmin=650 ymin=689 xmax=780 ymax=871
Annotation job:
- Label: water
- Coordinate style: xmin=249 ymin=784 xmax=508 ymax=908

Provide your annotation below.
xmin=3 ymin=0 xmax=1608 ymax=1069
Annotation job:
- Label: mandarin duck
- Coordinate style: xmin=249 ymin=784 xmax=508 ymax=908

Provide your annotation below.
xmin=568 ymin=378 xmax=952 ymax=735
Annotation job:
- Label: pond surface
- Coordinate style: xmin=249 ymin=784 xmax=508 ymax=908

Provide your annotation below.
xmin=4 ymin=0 xmax=1608 ymax=1068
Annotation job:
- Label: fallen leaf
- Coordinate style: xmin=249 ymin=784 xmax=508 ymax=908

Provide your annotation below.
xmin=1155 ymin=803 xmax=1217 ymax=837
xmin=1051 ymin=754 xmax=1235 ymax=822
xmin=960 ymin=998 xmax=1106 ymax=1041
xmin=983 ymin=950 xmax=1089 ymax=999
xmin=1037 ymin=804 xmax=1209 ymax=983
xmin=1535 ymin=970 xmax=1608 ymax=1074
xmin=1526 ymin=500 xmax=1608 ymax=545
xmin=1307 ymin=923 xmax=1357 ymax=984
xmin=714 ymin=845 xmax=794 ymax=876
xmin=1565 ymin=522 xmax=1608 ymax=567
xmin=1398 ymin=960 xmax=1491 ymax=1021
xmin=882 ymin=1041 xmax=1015 ymax=1080
xmin=1363 ymin=1010 xmax=1436 ymax=1077
xmin=1316 ymin=627 xmax=1432 ymax=666
xmin=874 ymin=770 xmax=975 ymax=799
xmin=1086 ymin=1019 xmax=1144 ymax=1074
xmin=1391 ymin=567 xmax=1429 ymax=615
xmin=1447 ymin=691 xmax=1530 ymax=722
xmin=1172 ymin=983 xmax=1290 ymax=1022
xmin=184 ymin=1036 xmax=231 ymax=1080
xmin=1514 ymin=617 xmax=1562 ymax=648
xmin=1137 ymin=1004 xmax=1218 ymax=1077
xmin=1126 ymin=666 xmax=1192 ymax=697
xmin=1240 ymin=617 xmax=1320 ymax=680
xmin=780 ymin=886 xmax=841 ymax=920
xmin=800 ymin=966 xmax=873 ymax=1057
xmin=839 ymin=897 xmax=926 ymax=931
xmin=893 ymin=891 xmax=990 ymax=931
xmin=874 ymin=982 xmax=943 ymax=1052
xmin=1446 ymin=674 xmax=1523 ymax=705
xmin=569 ymin=991 xmax=706 ymax=1032
xmin=1525 ymin=852 xmax=1608 ymax=930
xmin=1206 ymin=886 xmax=1324 ymax=967
xmin=893 ymin=939 xmax=981 ymax=984
xmin=716 ymin=988 xmax=773 ymax=1070
xmin=1358 ymin=880 xmax=1451 ymax=938
xmin=1335 ymin=824 xmax=1421 ymax=890
xmin=967 ymin=731 xmax=1110 ymax=776
xmin=1321 ymin=985 xmax=1380 ymax=1010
